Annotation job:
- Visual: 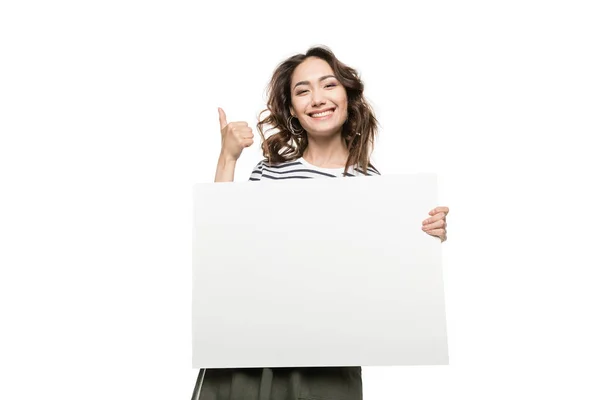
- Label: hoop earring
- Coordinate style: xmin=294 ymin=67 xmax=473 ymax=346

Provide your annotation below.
xmin=287 ymin=115 xmax=304 ymax=136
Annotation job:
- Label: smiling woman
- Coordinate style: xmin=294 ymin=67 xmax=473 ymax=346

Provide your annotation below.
xmin=256 ymin=46 xmax=378 ymax=177
xmin=199 ymin=45 xmax=450 ymax=400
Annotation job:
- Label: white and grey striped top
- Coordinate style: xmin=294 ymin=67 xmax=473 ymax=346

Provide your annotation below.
xmin=249 ymin=157 xmax=380 ymax=181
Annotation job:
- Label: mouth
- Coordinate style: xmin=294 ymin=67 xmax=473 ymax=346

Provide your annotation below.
xmin=308 ymin=107 xmax=336 ymax=119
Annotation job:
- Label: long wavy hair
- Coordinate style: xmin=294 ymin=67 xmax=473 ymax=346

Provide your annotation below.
xmin=257 ymin=46 xmax=379 ymax=175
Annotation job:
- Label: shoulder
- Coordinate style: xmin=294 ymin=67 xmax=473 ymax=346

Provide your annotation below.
xmin=249 ymin=159 xmax=267 ymax=181
xmin=248 ymin=158 xmax=306 ymax=181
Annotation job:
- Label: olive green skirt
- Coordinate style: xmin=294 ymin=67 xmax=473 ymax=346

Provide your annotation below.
xmin=197 ymin=367 xmax=362 ymax=400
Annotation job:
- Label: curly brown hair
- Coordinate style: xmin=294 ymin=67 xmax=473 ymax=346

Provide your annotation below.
xmin=257 ymin=46 xmax=379 ymax=175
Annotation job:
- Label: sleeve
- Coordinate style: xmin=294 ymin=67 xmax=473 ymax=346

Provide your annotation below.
xmin=248 ymin=160 xmax=266 ymax=181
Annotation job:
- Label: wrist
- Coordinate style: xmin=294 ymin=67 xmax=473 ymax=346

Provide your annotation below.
xmin=218 ymin=152 xmax=238 ymax=166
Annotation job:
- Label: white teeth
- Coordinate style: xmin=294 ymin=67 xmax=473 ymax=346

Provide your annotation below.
xmin=311 ymin=110 xmax=334 ymax=117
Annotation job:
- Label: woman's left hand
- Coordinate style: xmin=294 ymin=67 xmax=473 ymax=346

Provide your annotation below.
xmin=422 ymin=206 xmax=450 ymax=242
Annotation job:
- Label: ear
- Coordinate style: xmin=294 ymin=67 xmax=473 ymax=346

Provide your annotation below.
xmin=289 ymin=108 xmax=295 ymax=118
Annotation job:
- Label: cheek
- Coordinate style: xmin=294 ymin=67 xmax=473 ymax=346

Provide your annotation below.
xmin=335 ymin=92 xmax=348 ymax=112
xmin=291 ymin=99 xmax=306 ymax=115
xmin=337 ymin=99 xmax=349 ymax=118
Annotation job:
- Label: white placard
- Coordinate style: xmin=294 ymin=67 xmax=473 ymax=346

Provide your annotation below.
xmin=192 ymin=174 xmax=447 ymax=368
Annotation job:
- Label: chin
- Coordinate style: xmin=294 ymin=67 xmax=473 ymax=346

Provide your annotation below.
xmin=303 ymin=121 xmax=344 ymax=137
xmin=306 ymin=128 xmax=343 ymax=138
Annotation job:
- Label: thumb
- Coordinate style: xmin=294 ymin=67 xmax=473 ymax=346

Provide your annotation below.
xmin=218 ymin=107 xmax=228 ymax=130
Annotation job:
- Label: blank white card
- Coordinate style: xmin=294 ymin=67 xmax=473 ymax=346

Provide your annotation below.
xmin=192 ymin=174 xmax=447 ymax=368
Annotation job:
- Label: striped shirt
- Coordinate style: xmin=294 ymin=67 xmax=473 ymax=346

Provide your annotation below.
xmin=249 ymin=157 xmax=380 ymax=181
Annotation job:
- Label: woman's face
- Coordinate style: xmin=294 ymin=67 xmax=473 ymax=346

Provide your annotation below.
xmin=289 ymin=57 xmax=348 ymax=139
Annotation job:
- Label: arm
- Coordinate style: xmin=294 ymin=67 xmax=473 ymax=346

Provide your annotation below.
xmin=214 ymin=107 xmax=254 ymax=182
xmin=214 ymin=154 xmax=237 ymax=182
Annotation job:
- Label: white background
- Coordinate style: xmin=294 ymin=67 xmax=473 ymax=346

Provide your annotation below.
xmin=1 ymin=0 xmax=599 ymax=399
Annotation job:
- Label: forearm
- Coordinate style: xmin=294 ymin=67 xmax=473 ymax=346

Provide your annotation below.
xmin=214 ymin=154 xmax=237 ymax=182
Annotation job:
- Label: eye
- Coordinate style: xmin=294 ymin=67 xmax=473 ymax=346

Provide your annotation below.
xmin=295 ymin=89 xmax=308 ymax=95
xmin=325 ymin=83 xmax=337 ymax=88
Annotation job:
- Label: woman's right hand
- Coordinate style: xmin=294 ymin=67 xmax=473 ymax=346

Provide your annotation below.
xmin=218 ymin=107 xmax=254 ymax=161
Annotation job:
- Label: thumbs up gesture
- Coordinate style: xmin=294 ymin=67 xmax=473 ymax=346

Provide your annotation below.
xmin=218 ymin=108 xmax=254 ymax=162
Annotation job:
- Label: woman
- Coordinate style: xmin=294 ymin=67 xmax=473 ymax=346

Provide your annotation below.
xmin=199 ymin=46 xmax=449 ymax=400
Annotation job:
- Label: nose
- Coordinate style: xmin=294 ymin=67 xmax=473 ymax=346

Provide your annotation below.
xmin=310 ymin=88 xmax=326 ymax=107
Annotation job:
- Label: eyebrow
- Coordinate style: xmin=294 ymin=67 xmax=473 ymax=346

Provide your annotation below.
xmin=293 ymin=75 xmax=337 ymax=89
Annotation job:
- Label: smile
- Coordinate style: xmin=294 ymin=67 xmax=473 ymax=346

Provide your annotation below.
xmin=309 ymin=108 xmax=335 ymax=119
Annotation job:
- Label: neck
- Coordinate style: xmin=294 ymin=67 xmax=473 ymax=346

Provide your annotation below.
xmin=302 ymin=133 xmax=349 ymax=168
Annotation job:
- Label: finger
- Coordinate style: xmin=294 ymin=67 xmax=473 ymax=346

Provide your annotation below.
xmin=233 ymin=128 xmax=253 ymax=140
xmin=422 ymin=213 xmax=447 ymax=225
xmin=218 ymin=107 xmax=228 ymax=130
xmin=229 ymin=121 xmax=249 ymax=128
xmin=242 ymin=139 xmax=254 ymax=148
xmin=233 ymin=125 xmax=252 ymax=135
xmin=424 ymin=228 xmax=446 ymax=240
xmin=429 ymin=206 xmax=450 ymax=216
xmin=422 ymin=219 xmax=445 ymax=231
